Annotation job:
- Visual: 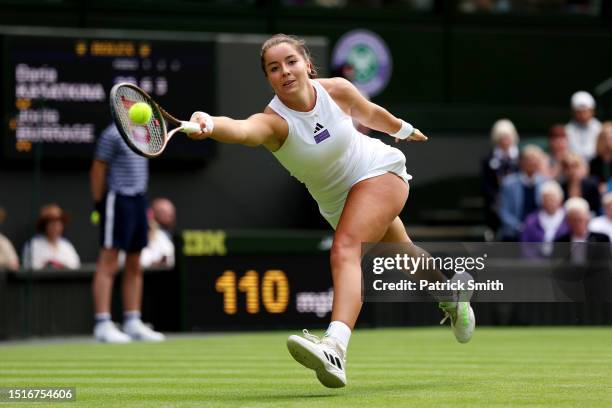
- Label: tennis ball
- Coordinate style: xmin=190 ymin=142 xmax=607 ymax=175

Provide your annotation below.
xmin=90 ymin=210 xmax=100 ymax=225
xmin=129 ymin=102 xmax=153 ymax=125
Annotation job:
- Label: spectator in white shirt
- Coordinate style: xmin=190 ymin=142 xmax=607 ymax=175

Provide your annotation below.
xmin=23 ymin=204 xmax=80 ymax=270
xmin=565 ymin=91 xmax=602 ymax=161
xmin=140 ymin=198 xmax=176 ymax=268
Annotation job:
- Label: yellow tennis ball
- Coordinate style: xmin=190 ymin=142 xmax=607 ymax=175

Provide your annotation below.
xmin=128 ymin=102 xmax=153 ymax=125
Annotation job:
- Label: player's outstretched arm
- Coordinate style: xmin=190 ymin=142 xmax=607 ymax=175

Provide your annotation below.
xmin=329 ymin=77 xmax=428 ymax=142
xmin=188 ymin=112 xmax=286 ymax=149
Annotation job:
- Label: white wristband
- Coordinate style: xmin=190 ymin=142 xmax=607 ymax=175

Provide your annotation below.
xmin=192 ymin=111 xmax=215 ymax=134
xmin=390 ymin=120 xmax=414 ymax=140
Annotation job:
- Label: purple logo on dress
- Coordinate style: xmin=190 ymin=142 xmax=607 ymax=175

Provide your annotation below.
xmin=314 ymin=129 xmax=330 ymax=144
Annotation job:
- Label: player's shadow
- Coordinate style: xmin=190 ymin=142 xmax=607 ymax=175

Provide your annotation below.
xmin=236 ymin=392 xmax=339 ymax=401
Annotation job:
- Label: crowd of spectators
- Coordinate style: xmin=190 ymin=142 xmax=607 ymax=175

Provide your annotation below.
xmin=0 ymin=199 xmax=176 ymax=272
xmin=483 ymin=90 xmax=612 ymax=248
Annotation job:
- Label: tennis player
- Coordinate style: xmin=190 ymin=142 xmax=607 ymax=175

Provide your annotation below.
xmin=188 ymin=34 xmax=475 ymax=388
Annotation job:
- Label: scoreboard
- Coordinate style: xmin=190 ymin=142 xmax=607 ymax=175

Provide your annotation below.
xmin=2 ymin=32 xmax=216 ymax=161
xmin=180 ymin=230 xmax=335 ymax=330
xmin=183 ymin=255 xmax=334 ymax=330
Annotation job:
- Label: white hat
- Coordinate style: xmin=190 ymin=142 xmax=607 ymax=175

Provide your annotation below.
xmin=571 ymin=91 xmax=595 ymax=110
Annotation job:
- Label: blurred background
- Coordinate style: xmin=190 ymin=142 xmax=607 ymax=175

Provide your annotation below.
xmin=0 ymin=0 xmax=611 ymax=338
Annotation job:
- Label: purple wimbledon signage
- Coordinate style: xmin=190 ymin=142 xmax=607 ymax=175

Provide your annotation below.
xmin=332 ymin=29 xmax=392 ymax=97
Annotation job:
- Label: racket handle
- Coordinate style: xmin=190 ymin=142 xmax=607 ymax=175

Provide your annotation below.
xmin=180 ymin=121 xmax=202 ymax=134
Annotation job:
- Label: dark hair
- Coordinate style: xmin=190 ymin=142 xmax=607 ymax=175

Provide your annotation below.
xmin=548 ymin=124 xmax=566 ymax=139
xmin=260 ymin=34 xmax=317 ymax=78
xmin=35 ymin=203 xmax=69 ymax=233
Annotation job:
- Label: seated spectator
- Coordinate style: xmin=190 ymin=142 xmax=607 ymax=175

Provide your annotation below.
xmin=555 ymin=197 xmax=609 ymax=243
xmin=482 ymin=119 xmax=520 ymax=232
xmin=589 ymin=192 xmax=612 ymax=241
xmin=22 ymin=204 xmax=80 ymax=270
xmin=546 ymin=124 xmax=570 ymax=180
xmin=140 ymin=198 xmax=176 ymax=268
xmin=498 ymin=145 xmax=548 ymax=241
xmin=521 ymin=180 xmax=569 ymax=256
xmin=589 ymin=121 xmax=612 ymax=193
xmin=535 ymin=147 xmax=553 ymax=178
xmin=565 ymin=91 xmax=601 ymax=161
xmin=151 ymin=197 xmax=176 ymax=234
xmin=0 ymin=207 xmax=19 ymax=271
xmin=560 ymin=153 xmax=601 ymax=215
xmin=553 ymin=197 xmax=610 ymax=302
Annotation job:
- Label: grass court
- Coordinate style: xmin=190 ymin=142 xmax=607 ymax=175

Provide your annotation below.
xmin=1 ymin=327 xmax=610 ymax=407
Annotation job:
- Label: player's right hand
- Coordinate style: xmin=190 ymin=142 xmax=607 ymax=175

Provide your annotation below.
xmin=188 ymin=111 xmax=213 ymax=140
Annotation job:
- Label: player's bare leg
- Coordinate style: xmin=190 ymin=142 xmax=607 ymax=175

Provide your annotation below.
xmin=288 ymin=173 xmax=407 ymax=388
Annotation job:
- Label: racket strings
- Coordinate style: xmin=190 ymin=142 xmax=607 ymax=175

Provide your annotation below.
xmin=113 ymin=86 xmax=165 ymax=155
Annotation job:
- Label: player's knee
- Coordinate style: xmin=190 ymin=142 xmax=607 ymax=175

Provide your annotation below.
xmin=330 ymin=233 xmax=360 ymax=267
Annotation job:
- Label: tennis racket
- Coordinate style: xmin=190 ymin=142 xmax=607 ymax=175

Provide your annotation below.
xmin=109 ymin=82 xmax=201 ymax=158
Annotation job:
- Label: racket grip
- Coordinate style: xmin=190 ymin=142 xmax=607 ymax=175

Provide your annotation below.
xmin=180 ymin=121 xmax=202 ymax=134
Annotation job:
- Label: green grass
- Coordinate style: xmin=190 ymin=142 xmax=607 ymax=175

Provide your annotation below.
xmin=1 ymin=327 xmax=611 ymax=407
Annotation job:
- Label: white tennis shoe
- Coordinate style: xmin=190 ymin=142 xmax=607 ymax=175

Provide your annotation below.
xmin=287 ymin=330 xmax=347 ymax=388
xmin=94 ymin=321 xmax=131 ymax=344
xmin=439 ymin=301 xmax=475 ymax=343
xmin=123 ymin=319 xmax=166 ymax=342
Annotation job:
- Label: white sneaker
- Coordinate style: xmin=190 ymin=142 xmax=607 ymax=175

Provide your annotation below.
xmin=439 ymin=301 xmax=475 ymax=344
xmin=94 ymin=321 xmax=132 ymax=344
xmin=287 ymin=330 xmax=347 ymax=388
xmin=123 ymin=319 xmax=165 ymax=342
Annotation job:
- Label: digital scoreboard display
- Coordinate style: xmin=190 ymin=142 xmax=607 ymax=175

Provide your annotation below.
xmin=183 ymin=255 xmax=334 ymax=330
xmin=2 ymin=34 xmax=216 ymax=161
xmin=180 ymin=230 xmax=337 ymax=330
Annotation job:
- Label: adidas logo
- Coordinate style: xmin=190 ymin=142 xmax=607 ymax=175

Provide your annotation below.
xmin=313 ymin=122 xmax=331 ymax=144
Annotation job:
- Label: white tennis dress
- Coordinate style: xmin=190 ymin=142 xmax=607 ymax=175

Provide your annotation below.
xmin=269 ymin=79 xmax=411 ymax=229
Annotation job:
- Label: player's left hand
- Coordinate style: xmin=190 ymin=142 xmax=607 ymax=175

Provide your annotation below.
xmin=396 ymin=129 xmax=428 ymax=143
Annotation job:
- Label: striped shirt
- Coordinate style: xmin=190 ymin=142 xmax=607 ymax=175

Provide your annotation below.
xmin=95 ymin=124 xmax=148 ymax=195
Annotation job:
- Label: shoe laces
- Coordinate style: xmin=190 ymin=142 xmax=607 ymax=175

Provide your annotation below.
xmin=439 ymin=303 xmax=457 ymax=325
xmin=439 ymin=311 xmax=453 ymax=325
xmin=302 ymin=329 xmax=321 ymax=343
